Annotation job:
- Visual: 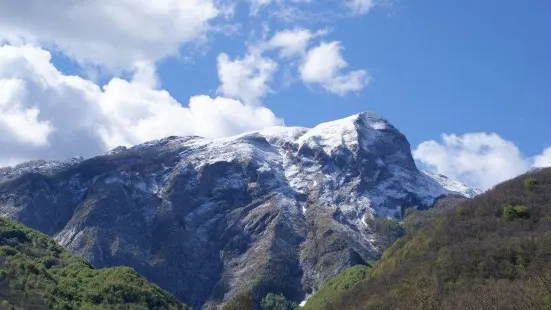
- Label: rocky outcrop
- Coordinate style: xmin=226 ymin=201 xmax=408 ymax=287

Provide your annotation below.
xmin=0 ymin=112 xmax=478 ymax=309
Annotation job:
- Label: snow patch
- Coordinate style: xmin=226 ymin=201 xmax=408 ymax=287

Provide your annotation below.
xmin=299 ymin=293 xmax=313 ymax=307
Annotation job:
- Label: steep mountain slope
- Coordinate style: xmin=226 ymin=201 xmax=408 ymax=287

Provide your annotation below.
xmin=0 ymin=216 xmax=188 ymax=310
xmin=300 ymin=264 xmax=371 ymax=310
xmin=0 ymin=112 xmax=476 ymax=309
xmin=309 ymin=168 xmax=551 ymax=310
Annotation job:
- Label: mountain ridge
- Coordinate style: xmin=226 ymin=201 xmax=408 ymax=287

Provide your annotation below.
xmin=305 ymin=167 xmax=551 ymax=310
xmin=0 ymin=111 xmax=478 ymax=309
xmin=0 ymin=112 xmax=479 ymax=198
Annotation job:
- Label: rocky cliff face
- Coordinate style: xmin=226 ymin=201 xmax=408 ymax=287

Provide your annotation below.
xmin=0 ymin=112 xmax=478 ymax=309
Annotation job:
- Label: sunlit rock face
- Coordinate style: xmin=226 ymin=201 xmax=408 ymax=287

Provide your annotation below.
xmin=0 ymin=111 xmax=478 ymax=309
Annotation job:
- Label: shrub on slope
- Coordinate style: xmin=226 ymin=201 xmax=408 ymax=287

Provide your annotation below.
xmin=0 ymin=217 xmax=189 ymax=310
xmin=301 ymin=265 xmax=370 ymax=310
xmin=313 ymin=168 xmax=551 ymax=310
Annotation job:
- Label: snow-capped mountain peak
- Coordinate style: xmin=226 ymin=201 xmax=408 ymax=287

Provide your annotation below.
xmin=0 ymin=111 xmax=478 ymax=309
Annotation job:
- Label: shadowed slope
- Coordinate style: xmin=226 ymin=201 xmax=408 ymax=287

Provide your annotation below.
xmin=309 ymin=167 xmax=551 ymax=310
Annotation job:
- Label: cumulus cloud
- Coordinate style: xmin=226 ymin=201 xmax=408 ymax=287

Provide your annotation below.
xmin=533 ymin=147 xmax=551 ymax=168
xmin=0 ymin=79 xmax=53 ymax=147
xmin=300 ymin=41 xmax=369 ymax=95
xmin=217 ymin=49 xmax=278 ymax=105
xmin=0 ymin=0 xmax=221 ymax=72
xmin=216 ymin=28 xmax=367 ymax=101
xmin=413 ymin=133 xmax=551 ymax=190
xmin=0 ymin=0 xmax=375 ymax=167
xmin=0 ymin=45 xmax=282 ymax=167
xmin=266 ymin=28 xmax=326 ymax=58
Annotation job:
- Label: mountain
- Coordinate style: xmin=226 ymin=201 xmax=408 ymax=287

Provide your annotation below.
xmin=0 ymin=216 xmax=188 ymax=309
xmin=0 ymin=112 xmax=477 ymax=309
xmin=305 ymin=168 xmax=551 ymax=310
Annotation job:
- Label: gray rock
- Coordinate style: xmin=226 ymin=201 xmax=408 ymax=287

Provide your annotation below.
xmin=0 ymin=112 xmax=478 ymax=309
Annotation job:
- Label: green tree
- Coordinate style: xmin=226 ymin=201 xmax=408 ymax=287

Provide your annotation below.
xmin=0 ymin=217 xmax=188 ymax=310
xmin=524 ymin=177 xmax=538 ymax=190
xmin=503 ymin=205 xmax=530 ymax=220
xmin=261 ymin=293 xmax=298 ymax=310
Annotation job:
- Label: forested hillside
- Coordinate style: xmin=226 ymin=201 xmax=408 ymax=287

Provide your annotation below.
xmin=307 ymin=168 xmax=551 ymax=310
xmin=0 ymin=217 xmax=189 ymax=310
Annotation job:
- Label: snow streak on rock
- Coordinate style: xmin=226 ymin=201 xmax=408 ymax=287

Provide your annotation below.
xmin=0 ymin=111 xmax=478 ymax=309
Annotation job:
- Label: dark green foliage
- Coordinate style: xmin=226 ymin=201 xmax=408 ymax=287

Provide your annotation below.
xmin=0 ymin=217 xmax=188 ymax=310
xmin=366 ymin=217 xmax=404 ymax=250
xmin=524 ymin=177 xmax=539 ymax=190
xmin=0 ymin=299 xmax=13 ymax=309
xmin=402 ymin=208 xmax=440 ymax=233
xmin=260 ymin=293 xmax=298 ymax=310
xmin=503 ymin=205 xmax=530 ymax=220
xmin=309 ymin=167 xmax=551 ymax=310
xmin=301 ymin=265 xmax=370 ymax=310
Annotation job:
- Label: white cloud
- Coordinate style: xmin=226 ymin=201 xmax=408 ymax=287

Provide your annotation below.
xmin=250 ymin=0 xmax=379 ymax=20
xmin=0 ymin=0 xmax=377 ymax=167
xmin=300 ymin=41 xmax=369 ymax=95
xmin=0 ymin=0 xmax=221 ymax=72
xmin=217 ymin=49 xmax=278 ymax=105
xmin=347 ymin=0 xmax=376 ymax=15
xmin=215 ymin=28 xmax=327 ymax=104
xmin=251 ymin=0 xmax=273 ymax=15
xmin=217 ymin=31 xmax=368 ymax=98
xmin=300 ymin=42 xmax=345 ymax=82
xmin=0 ymin=45 xmax=283 ymax=167
xmin=533 ymin=147 xmax=551 ymax=168
xmin=266 ymin=28 xmax=326 ymax=58
xmin=0 ymin=78 xmax=54 ymax=147
xmin=267 ymin=29 xmax=313 ymax=58
xmin=413 ymin=133 xmax=551 ymax=190
xmin=250 ymin=0 xmax=313 ymax=16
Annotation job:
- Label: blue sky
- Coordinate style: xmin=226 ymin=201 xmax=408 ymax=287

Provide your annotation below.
xmin=0 ymin=0 xmax=550 ymax=189
xmin=151 ymin=1 xmax=551 ymax=154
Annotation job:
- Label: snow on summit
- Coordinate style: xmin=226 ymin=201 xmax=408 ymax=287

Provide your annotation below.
xmin=0 ymin=111 xmax=479 ymax=308
xmin=1 ymin=111 xmax=478 ymax=202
